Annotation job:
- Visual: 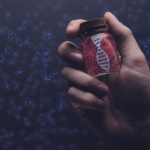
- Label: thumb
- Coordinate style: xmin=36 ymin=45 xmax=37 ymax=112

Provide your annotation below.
xmin=104 ymin=12 xmax=143 ymax=59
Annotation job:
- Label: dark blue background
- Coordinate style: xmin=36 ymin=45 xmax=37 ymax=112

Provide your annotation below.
xmin=0 ymin=0 xmax=150 ymax=149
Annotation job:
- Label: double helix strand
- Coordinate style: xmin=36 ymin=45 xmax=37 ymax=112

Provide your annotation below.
xmin=91 ymin=34 xmax=110 ymax=72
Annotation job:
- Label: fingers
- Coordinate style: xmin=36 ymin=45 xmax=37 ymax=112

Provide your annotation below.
xmin=58 ymin=41 xmax=84 ymax=67
xmin=61 ymin=67 xmax=109 ymax=98
xmin=66 ymin=19 xmax=86 ymax=39
xmin=104 ymin=12 xmax=143 ymax=58
xmin=68 ymin=87 xmax=106 ymax=112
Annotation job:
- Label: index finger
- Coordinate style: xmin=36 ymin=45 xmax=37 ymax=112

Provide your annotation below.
xmin=66 ymin=19 xmax=86 ymax=39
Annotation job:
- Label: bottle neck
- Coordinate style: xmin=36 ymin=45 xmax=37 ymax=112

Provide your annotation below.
xmin=79 ymin=24 xmax=110 ymax=39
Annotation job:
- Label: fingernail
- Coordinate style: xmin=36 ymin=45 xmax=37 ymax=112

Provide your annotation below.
xmin=67 ymin=25 xmax=73 ymax=32
xmin=69 ymin=52 xmax=82 ymax=61
xmin=98 ymin=84 xmax=108 ymax=93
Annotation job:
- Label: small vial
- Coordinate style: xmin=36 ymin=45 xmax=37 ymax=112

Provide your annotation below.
xmin=79 ymin=18 xmax=120 ymax=77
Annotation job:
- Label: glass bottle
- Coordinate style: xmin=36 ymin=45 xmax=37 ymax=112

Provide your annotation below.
xmin=79 ymin=18 xmax=120 ymax=77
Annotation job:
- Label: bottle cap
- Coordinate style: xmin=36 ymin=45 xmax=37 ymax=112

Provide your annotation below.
xmin=79 ymin=18 xmax=110 ymax=38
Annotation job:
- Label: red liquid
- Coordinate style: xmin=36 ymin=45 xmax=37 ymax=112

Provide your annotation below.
xmin=81 ymin=33 xmax=120 ymax=77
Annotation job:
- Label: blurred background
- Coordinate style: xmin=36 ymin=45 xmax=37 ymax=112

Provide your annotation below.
xmin=0 ymin=0 xmax=150 ymax=149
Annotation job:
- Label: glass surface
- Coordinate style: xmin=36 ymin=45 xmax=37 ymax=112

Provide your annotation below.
xmin=81 ymin=33 xmax=120 ymax=77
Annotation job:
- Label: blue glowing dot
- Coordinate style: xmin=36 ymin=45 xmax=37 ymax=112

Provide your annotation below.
xmin=37 ymin=117 xmax=41 ymax=121
xmin=137 ymin=9 xmax=141 ymax=13
xmin=40 ymin=89 xmax=45 ymax=94
xmin=20 ymin=93 xmax=23 ymax=96
xmin=85 ymin=6 xmax=89 ymax=10
xmin=40 ymin=135 xmax=45 ymax=140
xmin=39 ymin=22 xmax=43 ymax=26
xmin=26 ymin=13 xmax=30 ymax=17
xmin=141 ymin=1 xmax=146 ymax=5
xmin=40 ymin=43 xmax=44 ymax=47
xmin=63 ymin=14 xmax=68 ymax=20
xmin=52 ymin=6 xmax=57 ymax=11
xmin=34 ymin=12 xmax=38 ymax=17
xmin=122 ymin=3 xmax=126 ymax=7
xmin=5 ymin=46 xmax=12 ymax=54
xmin=50 ymin=41 xmax=55 ymax=46
xmin=46 ymin=127 xmax=51 ymax=132
xmin=31 ymin=104 xmax=35 ymax=109
xmin=133 ymin=16 xmax=138 ymax=20
xmin=4 ymin=26 xmax=8 ymax=30
xmin=20 ymin=131 xmax=24 ymax=135
xmin=21 ymin=60 xmax=25 ymax=64
xmin=39 ymin=4 xmax=44 ymax=9
xmin=40 ymin=98 xmax=44 ymax=102
xmin=25 ymin=137 xmax=29 ymax=141
xmin=0 ymin=98 xmax=4 ymax=102
xmin=1 ymin=129 xmax=5 ymax=133
xmin=128 ymin=14 xmax=132 ymax=18
xmin=8 ymin=109 xmax=12 ymax=114
xmin=99 ymin=0 xmax=103 ymax=3
xmin=67 ymin=130 xmax=72 ymax=134
xmin=40 ymin=128 xmax=45 ymax=132
xmin=47 ymin=0 xmax=52 ymax=4
xmin=59 ymin=59 xmax=63 ymax=64
xmin=57 ymin=4 xmax=61 ymax=9
xmin=33 ymin=26 xmax=38 ymax=31
xmin=45 ymin=140 xmax=50 ymax=145
xmin=69 ymin=17 xmax=73 ymax=21
xmin=114 ymin=11 xmax=119 ymax=16
xmin=44 ymin=64 xmax=48 ymax=67
xmin=132 ymin=1 xmax=136 ymax=5
xmin=28 ymin=111 xmax=32 ymax=116
xmin=115 ymin=0 xmax=120 ymax=3
xmin=29 ymin=64 xmax=33 ymax=68
xmin=128 ymin=7 xmax=132 ymax=11
xmin=83 ymin=130 xmax=87 ymax=134
xmin=119 ymin=8 xmax=124 ymax=12
xmin=70 ymin=144 xmax=75 ymax=149
xmin=99 ymin=141 xmax=103 ymax=146
xmin=17 ymin=146 xmax=23 ymax=150
xmin=31 ymin=90 xmax=35 ymax=95
xmin=132 ymin=27 xmax=136 ymax=32
xmin=73 ymin=129 xmax=77 ymax=133
xmin=7 ymin=15 xmax=12 ymax=20
xmin=23 ymin=52 xmax=28 ymax=57
xmin=28 ymin=135 xmax=33 ymax=139
xmin=75 ymin=14 xmax=80 ymax=19
xmin=39 ymin=104 xmax=43 ymax=108
xmin=28 ymin=42 xmax=33 ymax=47
xmin=26 ymin=20 xmax=31 ymax=25
xmin=1 ymin=73 xmax=5 ymax=77
xmin=22 ymin=20 xmax=25 ymax=24
xmin=59 ymin=21 xmax=65 ymax=27
xmin=52 ymin=129 xmax=57 ymax=133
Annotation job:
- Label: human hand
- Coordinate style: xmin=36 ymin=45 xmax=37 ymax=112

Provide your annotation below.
xmin=58 ymin=12 xmax=150 ymax=150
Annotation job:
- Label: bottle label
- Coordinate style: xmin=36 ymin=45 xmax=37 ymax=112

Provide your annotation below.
xmin=91 ymin=33 xmax=110 ymax=73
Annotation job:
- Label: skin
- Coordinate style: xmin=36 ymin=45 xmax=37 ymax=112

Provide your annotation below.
xmin=58 ymin=12 xmax=150 ymax=150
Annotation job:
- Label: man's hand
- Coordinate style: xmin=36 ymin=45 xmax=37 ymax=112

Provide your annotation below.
xmin=58 ymin=12 xmax=150 ymax=150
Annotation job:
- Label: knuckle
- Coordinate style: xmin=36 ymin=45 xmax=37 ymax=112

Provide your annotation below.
xmin=124 ymin=27 xmax=132 ymax=36
xmin=86 ymin=77 xmax=95 ymax=87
